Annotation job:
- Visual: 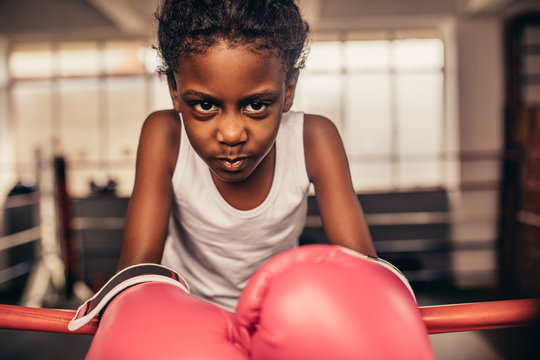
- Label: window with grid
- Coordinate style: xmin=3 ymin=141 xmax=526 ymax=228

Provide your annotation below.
xmin=7 ymin=41 xmax=170 ymax=196
xmin=292 ymin=33 xmax=447 ymax=191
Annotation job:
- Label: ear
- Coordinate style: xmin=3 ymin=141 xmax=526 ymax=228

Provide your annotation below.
xmin=283 ymin=71 xmax=299 ymax=113
xmin=168 ymin=74 xmax=182 ymax=113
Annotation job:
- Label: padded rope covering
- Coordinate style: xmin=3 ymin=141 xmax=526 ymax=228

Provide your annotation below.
xmin=0 ymin=297 xmax=538 ymax=335
xmin=421 ymin=298 xmax=540 ymax=334
xmin=0 ymin=304 xmax=96 ymax=335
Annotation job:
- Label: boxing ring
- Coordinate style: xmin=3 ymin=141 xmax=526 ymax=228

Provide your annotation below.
xmin=1 ymin=156 xmax=538 ymax=357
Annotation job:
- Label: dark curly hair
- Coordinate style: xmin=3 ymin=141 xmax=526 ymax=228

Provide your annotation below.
xmin=155 ymin=0 xmax=310 ymax=86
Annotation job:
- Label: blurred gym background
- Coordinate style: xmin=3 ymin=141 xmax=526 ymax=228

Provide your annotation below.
xmin=0 ymin=0 xmax=540 ymax=359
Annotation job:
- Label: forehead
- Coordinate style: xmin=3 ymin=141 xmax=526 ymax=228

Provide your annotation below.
xmin=175 ymin=42 xmax=287 ymax=93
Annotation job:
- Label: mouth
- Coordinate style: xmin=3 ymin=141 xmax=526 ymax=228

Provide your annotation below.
xmin=216 ymin=157 xmax=248 ymax=171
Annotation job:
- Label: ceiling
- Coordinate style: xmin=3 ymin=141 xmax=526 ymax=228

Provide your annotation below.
xmin=0 ymin=0 xmax=533 ymax=42
xmin=0 ymin=0 xmax=156 ymax=41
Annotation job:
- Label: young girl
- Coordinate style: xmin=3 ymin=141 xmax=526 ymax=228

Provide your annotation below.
xmin=118 ymin=0 xmax=377 ymax=312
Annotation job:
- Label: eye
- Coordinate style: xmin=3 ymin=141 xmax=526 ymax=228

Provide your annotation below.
xmin=244 ymin=101 xmax=269 ymax=114
xmin=193 ymin=101 xmax=218 ymax=113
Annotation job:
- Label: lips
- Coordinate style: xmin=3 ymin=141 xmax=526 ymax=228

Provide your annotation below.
xmin=216 ymin=157 xmax=248 ymax=171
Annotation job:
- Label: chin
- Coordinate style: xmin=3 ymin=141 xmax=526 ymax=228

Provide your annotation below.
xmin=213 ymin=170 xmax=251 ymax=183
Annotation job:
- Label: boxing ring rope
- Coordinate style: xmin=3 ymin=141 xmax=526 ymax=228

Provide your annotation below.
xmin=0 ymin=194 xmax=43 ymax=288
xmin=0 ymin=298 xmax=538 ymax=335
xmin=0 ymin=303 xmax=97 ymax=335
xmin=420 ymin=298 xmax=540 ymax=334
xmin=0 ymin=226 xmax=41 ymax=253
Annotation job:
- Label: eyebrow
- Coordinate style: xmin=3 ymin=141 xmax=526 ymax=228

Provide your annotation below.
xmin=243 ymin=90 xmax=281 ymax=101
xmin=181 ymin=89 xmax=281 ymax=103
xmin=181 ymin=90 xmax=215 ymax=101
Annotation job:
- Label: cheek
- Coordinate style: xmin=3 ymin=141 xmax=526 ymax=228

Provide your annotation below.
xmin=183 ymin=123 xmax=214 ymax=153
xmin=252 ymin=120 xmax=280 ymax=150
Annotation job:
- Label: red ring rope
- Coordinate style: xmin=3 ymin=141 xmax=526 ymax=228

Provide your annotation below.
xmin=0 ymin=304 xmax=96 ymax=335
xmin=1 ymin=298 xmax=538 ymax=335
xmin=421 ymin=298 xmax=540 ymax=333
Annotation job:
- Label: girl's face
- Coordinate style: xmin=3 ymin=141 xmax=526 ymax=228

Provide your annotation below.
xmin=169 ymin=42 xmax=297 ymax=183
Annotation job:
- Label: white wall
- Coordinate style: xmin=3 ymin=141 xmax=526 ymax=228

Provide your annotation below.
xmin=0 ymin=37 xmax=17 ymax=201
xmin=450 ymin=17 xmax=504 ymax=286
xmin=0 ymin=37 xmax=13 ymax=273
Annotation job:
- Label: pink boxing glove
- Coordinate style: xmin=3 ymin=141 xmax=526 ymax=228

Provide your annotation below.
xmin=78 ymin=264 xmax=249 ymax=360
xmin=235 ymin=245 xmax=435 ymax=360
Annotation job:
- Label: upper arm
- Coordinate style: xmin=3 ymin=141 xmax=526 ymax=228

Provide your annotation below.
xmin=304 ymin=114 xmax=377 ymax=256
xmin=118 ymin=110 xmax=181 ymax=270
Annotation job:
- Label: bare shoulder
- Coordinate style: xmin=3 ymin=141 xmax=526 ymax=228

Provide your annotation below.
xmin=303 ymin=113 xmax=342 ymax=151
xmin=303 ymin=113 xmax=347 ymax=181
xmin=303 ymin=113 xmax=343 ymax=156
xmin=142 ymin=109 xmax=181 ymax=138
xmin=303 ymin=113 xmax=339 ymax=137
xmin=138 ymin=109 xmax=181 ymax=174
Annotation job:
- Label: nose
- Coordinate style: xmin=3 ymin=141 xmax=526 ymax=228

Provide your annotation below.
xmin=216 ymin=113 xmax=248 ymax=145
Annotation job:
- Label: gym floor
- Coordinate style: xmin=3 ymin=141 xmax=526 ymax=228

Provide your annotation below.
xmin=1 ymin=285 xmax=539 ymax=360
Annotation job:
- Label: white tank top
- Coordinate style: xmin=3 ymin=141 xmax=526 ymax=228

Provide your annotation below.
xmin=161 ymin=111 xmax=310 ymax=311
